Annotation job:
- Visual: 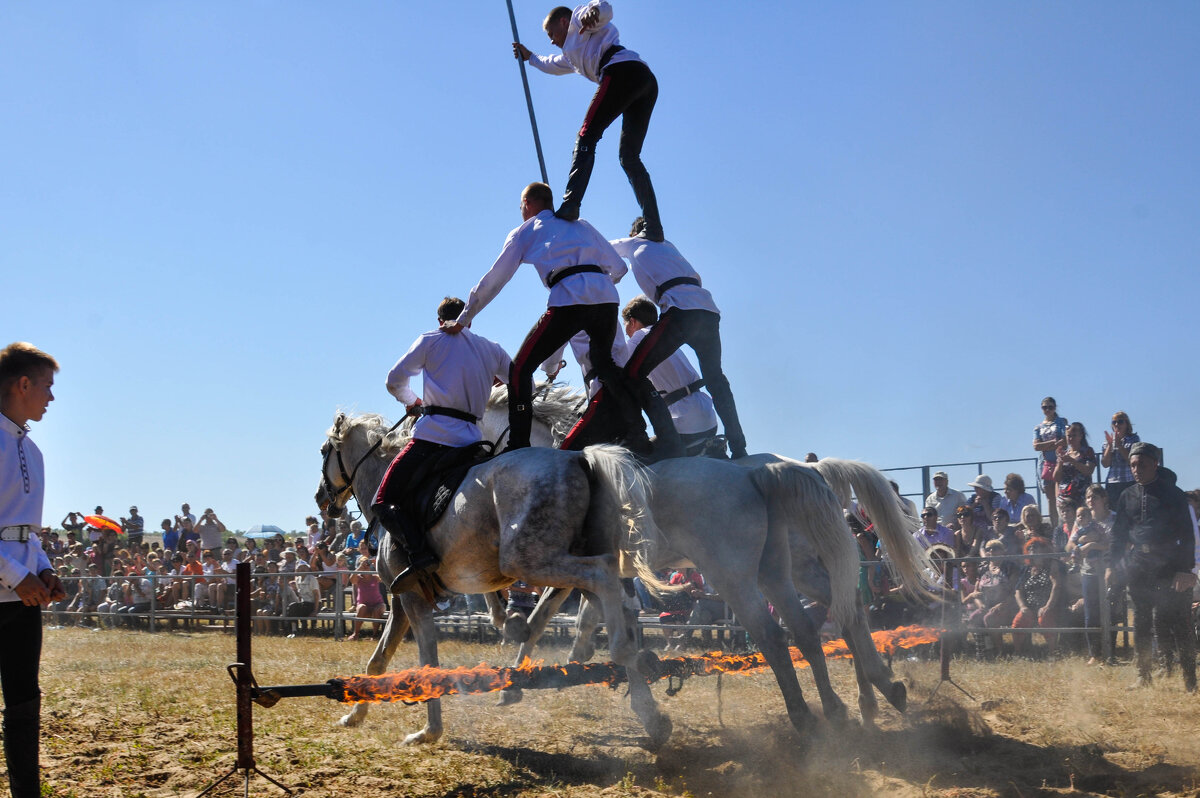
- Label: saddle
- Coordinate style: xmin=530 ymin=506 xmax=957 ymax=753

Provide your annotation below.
xmin=400 ymin=441 xmax=495 ymax=532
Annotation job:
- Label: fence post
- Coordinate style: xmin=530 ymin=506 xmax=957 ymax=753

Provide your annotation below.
xmin=1099 ymin=568 xmax=1113 ymax=662
xmin=920 ymin=466 xmax=931 ymax=505
xmin=149 ymin=572 xmax=157 ymax=633
xmin=334 ymin=571 xmax=344 ymax=641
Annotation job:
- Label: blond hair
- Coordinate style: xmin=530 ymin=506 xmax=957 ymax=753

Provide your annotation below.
xmin=0 ymin=342 xmax=59 ymax=393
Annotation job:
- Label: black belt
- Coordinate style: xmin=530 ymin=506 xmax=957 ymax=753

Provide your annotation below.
xmin=654 ymin=276 xmax=700 ymax=302
xmin=662 ymin=379 xmax=705 ymax=406
xmin=0 ymin=525 xmax=34 ymax=542
xmin=547 ymin=264 xmax=603 ymax=289
xmin=422 ymin=405 xmax=478 ymax=424
xmin=598 ymin=44 xmax=625 ymax=73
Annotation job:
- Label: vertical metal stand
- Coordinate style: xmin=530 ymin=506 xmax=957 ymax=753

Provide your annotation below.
xmin=505 ymin=0 xmax=550 ymax=184
xmin=926 ymin=563 xmax=975 ymax=702
xmin=197 ymin=563 xmax=292 ymax=797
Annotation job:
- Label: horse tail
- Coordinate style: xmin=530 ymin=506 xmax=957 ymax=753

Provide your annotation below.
xmin=749 ymin=463 xmax=859 ymax=627
xmin=580 ymin=444 xmax=672 ymax=596
xmin=808 ymin=458 xmax=938 ymax=604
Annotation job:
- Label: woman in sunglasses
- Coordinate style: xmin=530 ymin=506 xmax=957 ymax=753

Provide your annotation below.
xmin=1101 ymin=411 xmax=1140 ymax=506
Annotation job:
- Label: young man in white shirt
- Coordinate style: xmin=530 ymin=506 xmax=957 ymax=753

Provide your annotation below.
xmin=611 ymin=219 xmax=747 ymax=458
xmin=378 ymin=297 xmax=513 ymax=594
xmin=0 ymin=342 xmax=65 ymax=798
xmin=513 ymin=2 xmax=664 ymax=240
xmin=619 ymin=297 xmax=720 ymax=457
xmin=448 ymin=183 xmax=679 ymax=458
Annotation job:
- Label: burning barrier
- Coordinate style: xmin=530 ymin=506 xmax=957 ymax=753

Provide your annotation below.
xmin=252 ymin=625 xmax=941 ymax=708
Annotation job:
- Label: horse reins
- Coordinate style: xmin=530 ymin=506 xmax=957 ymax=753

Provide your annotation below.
xmin=322 ymin=415 xmax=409 ymax=505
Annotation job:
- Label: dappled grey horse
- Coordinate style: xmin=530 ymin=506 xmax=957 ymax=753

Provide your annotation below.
xmin=316 ymin=411 xmax=675 ymax=747
xmin=481 ymin=387 xmax=932 ymax=726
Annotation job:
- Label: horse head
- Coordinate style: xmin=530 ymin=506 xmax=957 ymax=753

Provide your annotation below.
xmin=316 ymin=412 xmax=354 ymax=517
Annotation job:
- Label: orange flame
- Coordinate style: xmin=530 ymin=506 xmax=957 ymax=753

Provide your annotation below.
xmin=334 ymin=624 xmax=942 ymax=704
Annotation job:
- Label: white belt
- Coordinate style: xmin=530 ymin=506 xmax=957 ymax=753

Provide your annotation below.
xmin=0 ymin=525 xmax=34 ymax=542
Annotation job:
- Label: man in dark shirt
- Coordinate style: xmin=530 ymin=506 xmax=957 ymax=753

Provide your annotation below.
xmin=1110 ymin=442 xmax=1196 ymax=691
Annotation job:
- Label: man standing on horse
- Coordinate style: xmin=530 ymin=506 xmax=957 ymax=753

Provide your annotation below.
xmin=376 ymin=297 xmax=512 ymax=594
xmin=446 ymin=181 xmax=681 ymax=459
xmin=513 ymin=2 xmax=664 ymax=242
xmin=613 ymin=297 xmax=720 ymax=457
xmin=611 ymin=219 xmax=749 ymax=459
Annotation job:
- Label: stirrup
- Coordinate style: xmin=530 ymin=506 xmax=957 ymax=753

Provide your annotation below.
xmin=701 ymin=435 xmax=729 ymax=460
xmin=390 ymin=553 xmax=439 ymax=595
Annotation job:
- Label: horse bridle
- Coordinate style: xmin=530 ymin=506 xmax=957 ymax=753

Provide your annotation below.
xmin=320 ymin=415 xmax=408 ymax=510
xmin=321 ymin=381 xmax=566 ymax=506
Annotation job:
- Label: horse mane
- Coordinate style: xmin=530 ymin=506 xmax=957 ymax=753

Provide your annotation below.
xmin=329 ymin=381 xmax=586 ymax=455
xmin=486 ymin=382 xmax=586 ymax=443
xmin=327 ymin=411 xmax=416 ymax=457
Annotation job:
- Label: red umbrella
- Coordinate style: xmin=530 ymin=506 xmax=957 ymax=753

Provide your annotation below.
xmin=84 ymin=515 xmax=122 ymax=535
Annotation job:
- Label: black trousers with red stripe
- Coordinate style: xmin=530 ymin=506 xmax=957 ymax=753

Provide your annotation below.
xmin=563 ymin=60 xmax=661 ymax=237
xmin=624 ymin=308 xmax=746 ymax=454
xmin=510 ymin=303 xmax=643 ymax=449
xmin=1 ymin=601 xmax=42 ymax=798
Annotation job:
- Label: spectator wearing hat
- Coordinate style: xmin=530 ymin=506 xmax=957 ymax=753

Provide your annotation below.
xmin=1101 ymin=411 xmax=1140 ymax=506
xmin=1110 ymin=442 xmax=1196 ymax=691
xmin=120 ymin=506 xmax=144 ymax=548
xmin=915 ymin=507 xmax=955 ymax=551
xmin=925 ymin=471 xmax=967 ymax=528
xmin=85 ymin=505 xmax=105 ymax=543
xmin=1033 ymin=396 xmax=1068 ymax=530
xmin=967 ymin=475 xmax=1000 ymax=534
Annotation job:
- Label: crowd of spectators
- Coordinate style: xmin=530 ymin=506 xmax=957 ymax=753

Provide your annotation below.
xmin=852 ymin=400 xmax=1199 ymax=687
xmin=41 ymin=503 xmax=389 ymax=639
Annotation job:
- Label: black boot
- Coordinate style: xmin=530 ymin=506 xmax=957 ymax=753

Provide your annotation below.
xmin=622 ymin=157 xmax=663 ymax=241
xmin=557 ymin=139 xmax=595 ymax=221
xmin=3 ymin=697 xmax=41 ymax=798
xmin=639 ymin=383 xmax=683 ymax=461
xmin=376 ymin=504 xmax=438 ymax=595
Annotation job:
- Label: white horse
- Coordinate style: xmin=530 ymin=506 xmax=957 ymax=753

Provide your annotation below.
xmin=316 ymin=412 xmax=675 ymax=747
xmin=480 ymin=387 xmax=933 ymax=726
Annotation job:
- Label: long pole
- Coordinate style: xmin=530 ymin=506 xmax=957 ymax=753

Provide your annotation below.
xmin=506 ymin=0 xmax=550 ymax=184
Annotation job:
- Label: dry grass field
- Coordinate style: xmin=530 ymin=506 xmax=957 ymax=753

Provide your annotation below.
xmin=30 ymin=626 xmax=1200 ymax=797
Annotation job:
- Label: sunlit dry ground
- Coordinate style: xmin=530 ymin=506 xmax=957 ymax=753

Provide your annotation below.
xmin=30 ymin=626 xmax=1200 ymax=797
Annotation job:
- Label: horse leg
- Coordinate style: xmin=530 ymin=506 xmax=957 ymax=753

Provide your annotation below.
xmin=841 ymin=603 xmax=906 ymax=714
xmin=339 ymin=606 xmax=411 ymax=728
xmin=594 ymin=575 xmax=672 ymax=749
xmin=756 ymin=518 xmax=848 ymax=725
xmin=483 ymin=590 xmax=510 ymax=636
xmin=516 ymin=553 xmax=671 ymax=749
xmin=397 ymin=592 xmax=444 ymax=745
xmin=568 ymin=591 xmax=603 ymax=663
xmin=498 ymin=586 xmax=573 ymax=706
xmin=718 ymin=581 xmax=819 ymax=737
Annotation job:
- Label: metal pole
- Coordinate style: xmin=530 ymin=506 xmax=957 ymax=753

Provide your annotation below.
xmin=1100 ymin=568 xmax=1113 ymax=662
xmin=334 ymin=570 xmax=344 ymax=641
xmin=505 ymin=0 xmax=550 ymax=184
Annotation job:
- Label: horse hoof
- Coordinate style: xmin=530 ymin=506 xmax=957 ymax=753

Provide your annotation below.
xmin=887 ymin=681 xmax=908 ymax=713
xmin=643 ymin=714 xmax=673 ymax=751
xmin=635 ymin=648 xmax=662 ymax=677
xmin=503 ymin=614 xmax=530 ymax=643
xmin=568 ymin=642 xmax=595 ymax=663
xmin=497 ymin=687 xmax=524 ymax=706
xmin=402 ymin=728 xmax=442 ymax=746
xmin=338 ymin=712 xmax=362 ymax=728
xmin=824 ymin=699 xmax=849 ymax=725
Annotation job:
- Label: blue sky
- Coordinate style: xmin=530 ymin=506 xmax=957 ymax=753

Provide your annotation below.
xmin=5 ymin=3 xmax=1198 ymax=531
